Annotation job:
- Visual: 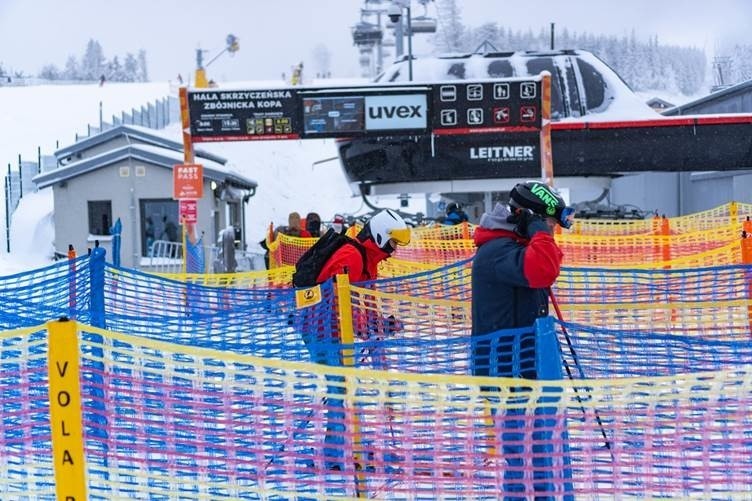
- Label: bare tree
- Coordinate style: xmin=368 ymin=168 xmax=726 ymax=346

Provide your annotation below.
xmin=311 ymin=44 xmax=332 ymax=78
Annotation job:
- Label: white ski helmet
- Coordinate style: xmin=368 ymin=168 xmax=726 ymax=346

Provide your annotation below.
xmin=367 ymin=209 xmax=411 ymax=249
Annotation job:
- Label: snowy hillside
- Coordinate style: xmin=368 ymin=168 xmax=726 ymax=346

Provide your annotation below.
xmin=0 ymin=80 xmax=424 ymax=274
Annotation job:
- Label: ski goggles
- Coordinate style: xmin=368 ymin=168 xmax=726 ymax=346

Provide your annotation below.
xmin=388 ymin=227 xmax=412 ymax=246
xmin=558 ymin=207 xmax=575 ymax=229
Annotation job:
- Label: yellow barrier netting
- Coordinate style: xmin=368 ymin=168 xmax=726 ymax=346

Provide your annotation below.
xmin=5 ymin=321 xmax=748 ymax=499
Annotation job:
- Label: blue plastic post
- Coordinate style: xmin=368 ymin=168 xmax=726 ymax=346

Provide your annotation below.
xmin=89 ymin=244 xmax=106 ymax=329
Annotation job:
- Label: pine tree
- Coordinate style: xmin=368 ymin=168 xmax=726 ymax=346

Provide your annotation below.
xmin=81 ymin=39 xmax=105 ymax=81
xmin=63 ymin=55 xmax=80 ymax=80
xmin=137 ymin=50 xmax=148 ymax=82
xmin=311 ymin=44 xmax=332 ymax=77
xmin=434 ymin=0 xmax=466 ymax=53
xmin=123 ymin=53 xmax=139 ymax=82
xmin=39 ymin=64 xmax=60 ymax=80
xmin=107 ymin=55 xmax=129 ymax=82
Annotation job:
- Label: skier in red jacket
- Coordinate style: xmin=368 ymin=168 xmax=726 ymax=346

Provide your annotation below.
xmin=316 ymin=208 xmax=410 ymax=283
xmin=305 ymin=209 xmax=411 ymax=470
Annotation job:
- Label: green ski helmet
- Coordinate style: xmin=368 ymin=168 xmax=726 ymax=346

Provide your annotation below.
xmin=509 ymin=181 xmax=575 ymax=228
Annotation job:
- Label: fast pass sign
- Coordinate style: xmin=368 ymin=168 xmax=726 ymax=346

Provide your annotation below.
xmin=173 ymin=163 xmax=203 ymax=199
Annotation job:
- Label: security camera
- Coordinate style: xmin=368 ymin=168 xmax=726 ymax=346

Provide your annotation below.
xmin=388 ymin=3 xmax=402 ymax=23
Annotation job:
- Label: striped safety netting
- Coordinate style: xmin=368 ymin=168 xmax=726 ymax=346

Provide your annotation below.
xmin=1 ymin=225 xmax=752 ymax=498
xmin=4 ymin=320 xmax=752 ymax=499
xmin=262 ymin=202 xmax=752 ymax=270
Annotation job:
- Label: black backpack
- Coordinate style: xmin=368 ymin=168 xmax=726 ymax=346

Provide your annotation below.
xmin=292 ymin=228 xmax=367 ymax=287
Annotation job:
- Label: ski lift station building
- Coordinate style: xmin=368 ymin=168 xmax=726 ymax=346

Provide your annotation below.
xmin=32 ymin=125 xmax=257 ymax=269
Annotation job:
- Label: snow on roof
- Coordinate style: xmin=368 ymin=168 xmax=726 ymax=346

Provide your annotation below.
xmin=34 ymin=143 xmax=257 ymax=190
xmin=376 ymin=49 xmax=660 ymax=121
xmin=54 ymin=124 xmax=227 ymax=165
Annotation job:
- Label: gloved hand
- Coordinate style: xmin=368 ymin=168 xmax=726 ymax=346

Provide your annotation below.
xmin=506 ymin=208 xmax=550 ymax=239
xmin=384 ymin=314 xmax=404 ymax=334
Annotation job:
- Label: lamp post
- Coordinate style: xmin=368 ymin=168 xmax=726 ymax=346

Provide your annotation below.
xmin=406 ymin=3 xmax=413 ymax=81
xmin=391 ymin=0 xmax=413 ymax=81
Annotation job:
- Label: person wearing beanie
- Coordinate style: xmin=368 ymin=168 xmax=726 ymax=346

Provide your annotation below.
xmin=471 ymin=182 xmax=574 ymax=500
xmin=305 ymin=212 xmax=322 ymax=237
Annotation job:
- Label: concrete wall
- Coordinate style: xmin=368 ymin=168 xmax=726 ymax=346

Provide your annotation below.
xmin=609 ymin=170 xmax=752 ymax=217
xmin=609 ymin=172 xmax=680 ymax=217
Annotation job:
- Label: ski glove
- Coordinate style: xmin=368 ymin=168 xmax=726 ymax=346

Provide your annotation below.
xmin=507 ymin=209 xmax=551 ymax=239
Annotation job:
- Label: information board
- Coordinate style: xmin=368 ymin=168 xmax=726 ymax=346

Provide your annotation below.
xmin=188 ymin=89 xmax=301 ymax=142
xmin=431 ymin=80 xmax=542 ymax=134
xmin=186 ymin=77 xmax=543 ymax=141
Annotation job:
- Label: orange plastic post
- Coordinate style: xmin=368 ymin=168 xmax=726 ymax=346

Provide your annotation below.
xmin=539 ymin=72 xmax=554 ymax=186
xmin=461 ymin=221 xmax=470 ymax=240
xmin=660 ymin=215 xmax=671 ymax=269
xmin=741 ymin=224 xmax=752 ymax=337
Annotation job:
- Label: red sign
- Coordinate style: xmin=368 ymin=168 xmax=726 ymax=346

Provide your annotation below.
xmin=173 ymin=163 xmax=203 ymax=199
xmin=179 ymin=199 xmax=198 ymax=224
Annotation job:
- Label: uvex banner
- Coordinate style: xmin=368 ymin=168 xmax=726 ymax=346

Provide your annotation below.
xmin=364 ymin=94 xmax=427 ymax=131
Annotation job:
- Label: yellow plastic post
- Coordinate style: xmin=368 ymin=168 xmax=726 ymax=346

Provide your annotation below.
xmin=46 ymin=318 xmax=87 ymax=500
xmin=335 ymin=274 xmax=356 ymax=364
xmin=334 ymin=274 xmax=366 ymax=495
xmin=730 ymin=201 xmax=738 ymax=225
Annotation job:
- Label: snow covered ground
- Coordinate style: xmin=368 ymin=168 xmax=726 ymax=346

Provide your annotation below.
xmin=0 ymin=80 xmax=427 ymax=276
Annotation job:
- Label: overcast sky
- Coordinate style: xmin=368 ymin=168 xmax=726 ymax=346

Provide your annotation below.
xmin=1 ymin=0 xmax=750 ymax=83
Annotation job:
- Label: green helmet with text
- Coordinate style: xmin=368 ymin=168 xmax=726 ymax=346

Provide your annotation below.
xmin=509 ymin=181 xmax=574 ymax=228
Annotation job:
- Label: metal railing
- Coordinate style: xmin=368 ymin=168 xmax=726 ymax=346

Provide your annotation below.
xmin=144 ymin=240 xmax=266 ymax=274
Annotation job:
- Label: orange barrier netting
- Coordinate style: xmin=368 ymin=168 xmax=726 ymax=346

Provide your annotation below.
xmin=261 ymin=202 xmax=752 ymax=273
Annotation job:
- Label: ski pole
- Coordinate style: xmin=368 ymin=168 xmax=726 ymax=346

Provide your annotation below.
xmin=549 ymin=287 xmax=615 ymax=460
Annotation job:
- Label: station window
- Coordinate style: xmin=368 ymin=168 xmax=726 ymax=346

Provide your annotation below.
xmin=526 ymin=58 xmax=565 ymax=119
xmin=87 ymin=201 xmax=112 ymax=235
xmin=140 ymin=199 xmax=180 ymax=256
xmin=576 ymin=58 xmax=607 ymax=112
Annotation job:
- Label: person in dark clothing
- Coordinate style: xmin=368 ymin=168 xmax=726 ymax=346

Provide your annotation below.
xmin=302 ymin=209 xmax=410 ymax=470
xmin=444 ymin=202 xmax=469 ymax=225
xmin=471 ymin=181 xmax=574 ymax=500
xmin=161 ymin=216 xmax=179 ymax=242
xmin=305 ymin=212 xmax=322 ymax=237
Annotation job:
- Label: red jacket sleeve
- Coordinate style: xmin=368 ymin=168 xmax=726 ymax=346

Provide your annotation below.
xmin=316 ymin=245 xmax=367 ymax=283
xmin=522 ymin=231 xmax=563 ymax=288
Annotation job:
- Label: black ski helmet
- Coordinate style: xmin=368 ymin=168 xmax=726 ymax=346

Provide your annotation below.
xmin=446 ymin=202 xmax=461 ymax=215
xmin=509 ymin=181 xmax=573 ymax=228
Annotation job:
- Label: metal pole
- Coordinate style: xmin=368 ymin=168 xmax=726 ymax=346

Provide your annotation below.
xmin=406 ymin=5 xmax=413 ymax=81
xmin=550 ymin=22 xmax=555 ymax=50
xmin=17 ymin=154 xmax=22 ymax=199
xmin=5 ymin=164 xmax=10 ymax=252
xmin=99 ymin=101 xmax=103 ymax=130
xmin=376 ymin=12 xmax=384 ymax=74
xmin=394 ymin=10 xmax=404 ymax=57
xmin=549 ymin=288 xmax=615 ymax=460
